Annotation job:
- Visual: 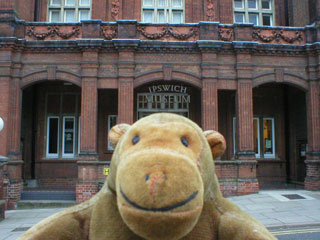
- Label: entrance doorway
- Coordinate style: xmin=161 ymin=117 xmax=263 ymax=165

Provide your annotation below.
xmin=21 ymin=81 xmax=80 ymax=189
xmin=252 ymin=83 xmax=307 ymax=188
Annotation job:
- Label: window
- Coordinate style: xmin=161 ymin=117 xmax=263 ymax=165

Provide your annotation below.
xmin=263 ymin=118 xmax=275 ymax=158
xmin=47 ymin=117 xmax=60 ymax=158
xmin=48 ymin=0 xmax=91 ymax=22
xmin=137 ymin=93 xmax=189 ymax=119
xmin=233 ymin=117 xmax=275 ymax=158
xmin=142 ymin=0 xmax=184 ymax=23
xmin=47 ymin=116 xmax=80 ymax=158
xmin=62 ymin=117 xmax=75 ymax=158
xmin=253 ymin=118 xmax=260 ymax=157
xmin=233 ymin=0 xmax=274 ymax=26
xmin=78 ymin=117 xmax=81 ymax=154
xmin=108 ymin=115 xmax=118 ymax=150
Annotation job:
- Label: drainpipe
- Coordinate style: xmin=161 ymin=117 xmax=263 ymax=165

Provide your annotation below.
xmin=34 ymin=0 xmax=38 ymax=21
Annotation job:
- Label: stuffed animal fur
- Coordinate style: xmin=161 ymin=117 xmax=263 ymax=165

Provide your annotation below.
xmin=18 ymin=113 xmax=276 ymax=240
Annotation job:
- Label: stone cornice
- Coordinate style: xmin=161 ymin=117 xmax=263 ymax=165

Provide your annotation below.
xmin=0 ymin=36 xmax=314 ymax=56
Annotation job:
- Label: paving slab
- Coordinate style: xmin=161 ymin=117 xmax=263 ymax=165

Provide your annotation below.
xmin=0 ymin=190 xmax=319 ymax=239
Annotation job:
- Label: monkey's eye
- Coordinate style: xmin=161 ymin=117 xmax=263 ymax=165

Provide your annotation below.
xmin=181 ymin=137 xmax=189 ymax=147
xmin=132 ymin=135 xmax=140 ymax=145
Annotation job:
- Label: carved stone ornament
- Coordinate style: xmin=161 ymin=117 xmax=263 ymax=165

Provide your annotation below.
xmin=137 ymin=26 xmax=199 ymax=40
xmin=111 ymin=0 xmax=120 ymax=21
xmin=207 ymin=0 xmax=214 ymax=21
xmin=252 ymin=29 xmax=303 ymax=44
xmin=26 ymin=26 xmax=80 ymax=40
xmin=101 ymin=25 xmax=118 ymax=40
xmin=218 ymin=28 xmax=233 ymax=41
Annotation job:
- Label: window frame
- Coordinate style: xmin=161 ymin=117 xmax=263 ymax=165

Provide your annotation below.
xmin=233 ymin=0 xmax=274 ymax=26
xmin=46 ymin=116 xmax=60 ymax=158
xmin=141 ymin=0 xmax=185 ymax=23
xmin=107 ymin=115 xmax=118 ymax=151
xmin=78 ymin=116 xmax=81 ymax=154
xmin=253 ymin=117 xmax=260 ymax=158
xmin=50 ymin=0 xmax=62 ymax=6
xmin=48 ymin=0 xmax=91 ymax=22
xmin=262 ymin=117 xmax=275 ymax=158
xmin=233 ymin=117 xmax=237 ymax=156
xmin=49 ymin=10 xmax=61 ymax=22
xmin=62 ymin=116 xmax=76 ymax=158
xmin=233 ymin=117 xmax=274 ymax=159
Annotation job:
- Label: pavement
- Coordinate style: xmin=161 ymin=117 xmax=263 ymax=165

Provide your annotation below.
xmin=0 ymin=190 xmax=320 ymax=240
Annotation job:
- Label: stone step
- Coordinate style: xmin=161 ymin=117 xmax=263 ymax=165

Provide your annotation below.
xmin=20 ymin=190 xmax=76 ymax=201
xmin=17 ymin=200 xmax=76 ymax=209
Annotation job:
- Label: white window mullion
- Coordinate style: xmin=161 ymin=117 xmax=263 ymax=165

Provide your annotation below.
xmin=259 ymin=12 xmax=262 ymax=25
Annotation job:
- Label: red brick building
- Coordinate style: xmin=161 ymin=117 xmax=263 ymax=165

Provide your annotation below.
xmin=0 ymin=0 xmax=319 ymax=210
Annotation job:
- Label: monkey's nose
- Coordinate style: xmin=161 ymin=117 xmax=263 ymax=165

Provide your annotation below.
xmin=145 ymin=171 xmax=167 ymax=197
xmin=145 ymin=171 xmax=167 ymax=183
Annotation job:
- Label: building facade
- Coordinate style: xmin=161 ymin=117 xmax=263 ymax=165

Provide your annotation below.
xmin=0 ymin=0 xmax=319 ymax=210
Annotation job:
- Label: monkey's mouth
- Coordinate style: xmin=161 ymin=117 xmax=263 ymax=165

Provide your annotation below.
xmin=120 ymin=188 xmax=198 ymax=212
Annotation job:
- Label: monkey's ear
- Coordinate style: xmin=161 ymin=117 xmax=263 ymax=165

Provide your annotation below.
xmin=108 ymin=124 xmax=131 ymax=149
xmin=203 ymin=130 xmax=226 ymax=159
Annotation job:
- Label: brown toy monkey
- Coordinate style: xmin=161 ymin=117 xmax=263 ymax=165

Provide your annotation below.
xmin=19 ymin=113 xmax=276 ymax=240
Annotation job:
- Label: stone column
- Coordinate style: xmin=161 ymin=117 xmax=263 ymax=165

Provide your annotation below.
xmin=234 ymin=51 xmax=258 ymax=195
xmin=0 ymin=77 xmax=10 ymax=209
xmin=80 ymin=78 xmax=98 ymax=156
xmin=77 ymin=50 xmax=99 ymax=203
xmin=6 ymin=78 xmax=23 ymax=209
xmin=118 ymin=50 xmax=135 ymax=124
xmin=305 ymin=81 xmax=320 ymax=190
xmin=0 ymin=49 xmax=23 ymax=209
xmin=202 ymin=79 xmax=218 ymax=131
xmin=0 ymin=79 xmax=9 ymax=158
xmin=235 ymin=80 xmax=255 ymax=157
xmin=201 ymin=52 xmax=219 ymax=131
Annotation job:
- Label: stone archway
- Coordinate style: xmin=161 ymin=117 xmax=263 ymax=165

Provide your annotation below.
xmin=21 ymin=68 xmax=82 ymax=89
xmin=21 ymin=80 xmax=81 ymax=194
xmin=252 ymin=82 xmax=307 ymax=188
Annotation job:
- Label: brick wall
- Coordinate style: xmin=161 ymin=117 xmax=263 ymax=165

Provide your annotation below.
xmin=305 ymin=161 xmax=320 ymax=190
xmin=76 ymin=164 xmax=108 ymax=203
xmin=0 ymin=164 xmax=7 ymax=219
xmin=76 ymin=181 xmax=99 ymax=202
xmin=216 ymin=161 xmax=259 ymax=196
xmin=288 ymin=0 xmax=310 ymax=27
xmin=15 ymin=0 xmax=35 ymax=21
xmin=6 ymin=181 xmax=22 ymax=209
